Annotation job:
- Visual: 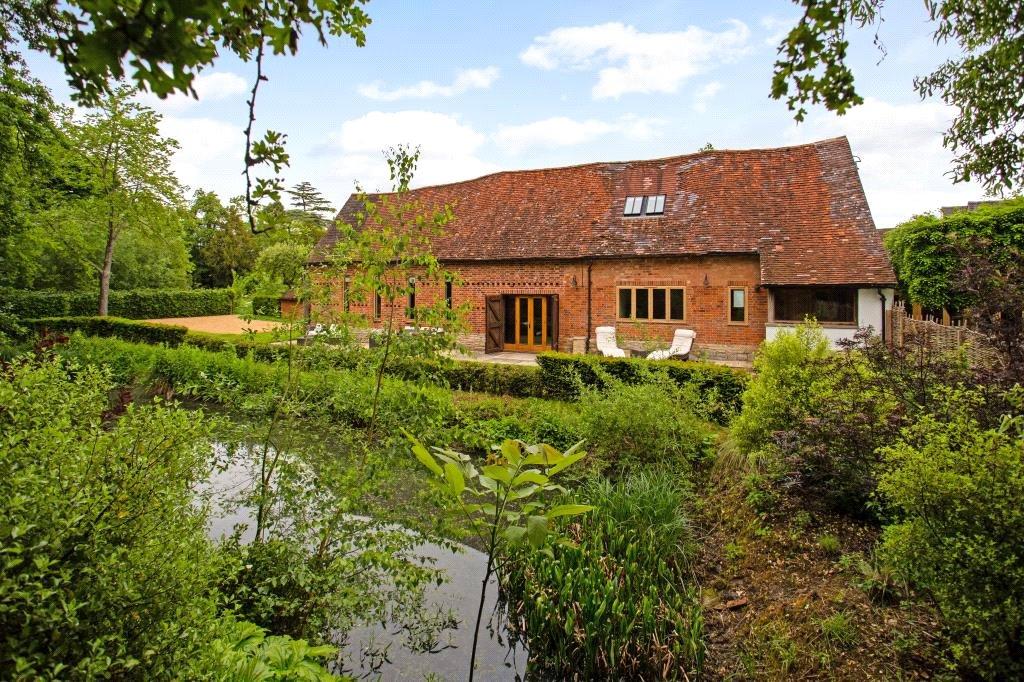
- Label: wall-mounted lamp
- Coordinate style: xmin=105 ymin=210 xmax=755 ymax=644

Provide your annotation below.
xmin=571 ymin=275 xmax=578 ymax=288
xmin=703 ymin=274 xmax=710 ymax=287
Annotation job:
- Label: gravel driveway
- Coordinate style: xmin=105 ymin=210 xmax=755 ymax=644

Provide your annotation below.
xmin=144 ymin=315 xmax=283 ymax=334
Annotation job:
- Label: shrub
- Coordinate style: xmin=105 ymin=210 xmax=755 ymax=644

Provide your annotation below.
xmin=53 ymin=335 xmax=453 ymax=444
xmin=389 ymin=356 xmax=545 ymax=399
xmin=30 ymin=316 xmax=189 ymax=345
xmin=537 ymin=351 xmax=747 ymax=424
xmin=502 ymin=470 xmax=704 ymax=679
xmin=251 ymin=295 xmax=280 ymax=317
xmin=0 ymin=357 xmax=222 ymax=678
xmin=730 ymin=322 xmax=832 ymax=454
xmin=452 ymin=394 xmax=583 ymax=454
xmin=2 ymin=287 xmax=234 ymax=319
xmin=878 ymin=388 xmax=1024 ymax=678
xmin=580 ymin=380 xmax=715 ymax=472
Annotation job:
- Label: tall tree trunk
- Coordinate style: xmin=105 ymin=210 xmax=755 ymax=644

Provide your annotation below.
xmin=98 ymin=219 xmax=116 ymax=317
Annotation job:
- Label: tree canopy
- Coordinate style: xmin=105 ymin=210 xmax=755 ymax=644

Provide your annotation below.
xmin=773 ymin=0 xmax=1024 ymax=193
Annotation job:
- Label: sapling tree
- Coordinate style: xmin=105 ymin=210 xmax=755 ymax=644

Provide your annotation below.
xmin=408 ymin=435 xmax=595 ymax=682
xmin=328 ymin=145 xmax=460 ymax=434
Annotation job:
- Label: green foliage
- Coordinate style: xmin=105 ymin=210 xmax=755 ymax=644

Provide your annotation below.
xmin=452 ymin=395 xmax=583 ymax=454
xmin=388 ymin=356 xmax=545 ymax=399
xmin=731 ymin=321 xmax=831 ymax=454
xmin=878 ymin=389 xmax=1024 ymax=678
xmin=580 ymin=380 xmax=715 ymax=472
xmin=884 ymin=198 xmax=1024 ymax=310
xmin=3 ymin=0 xmax=371 ymax=106
xmin=255 ymin=242 xmax=309 ymax=289
xmin=409 ymin=436 xmax=594 ymax=681
xmin=3 ymin=287 xmax=233 ymax=318
xmin=195 ymin=618 xmax=338 ymax=681
xmin=55 ymin=335 xmax=453 ymax=443
xmin=252 ymin=295 xmax=281 ymax=317
xmin=818 ymin=533 xmax=842 ymax=556
xmin=770 ymin=0 xmax=1024 ymax=192
xmin=0 ymin=357 xmax=221 ymax=678
xmin=30 ymin=316 xmax=189 ymax=345
xmin=537 ymin=351 xmax=748 ymax=424
xmin=502 ymin=471 xmax=704 ymax=679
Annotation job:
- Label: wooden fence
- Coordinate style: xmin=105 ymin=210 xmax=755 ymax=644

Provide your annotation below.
xmin=889 ymin=301 xmax=1000 ymax=367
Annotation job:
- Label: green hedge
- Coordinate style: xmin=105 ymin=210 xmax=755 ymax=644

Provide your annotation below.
xmin=251 ymin=296 xmax=280 ymax=317
xmin=537 ymin=352 xmax=748 ymax=424
xmin=3 ymin=288 xmax=234 ymax=319
xmin=386 ymin=357 xmax=545 ymax=399
xmin=30 ymin=317 xmax=189 ymax=346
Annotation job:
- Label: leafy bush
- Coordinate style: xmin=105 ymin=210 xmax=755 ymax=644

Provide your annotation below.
xmin=30 ymin=315 xmax=189 ymax=345
xmin=2 ymin=287 xmax=234 ymax=319
xmin=537 ymin=351 xmax=747 ymax=424
xmin=884 ymin=197 xmax=1024 ymax=311
xmin=251 ymin=295 xmax=280 ymax=317
xmin=502 ymin=470 xmax=704 ymax=679
xmin=54 ymin=335 xmax=453 ymax=444
xmin=580 ymin=380 xmax=715 ymax=472
xmin=0 ymin=357 xmax=221 ymax=678
xmin=452 ymin=394 xmax=583 ymax=453
xmin=878 ymin=388 xmax=1024 ymax=678
xmin=731 ymin=322 xmax=832 ymax=455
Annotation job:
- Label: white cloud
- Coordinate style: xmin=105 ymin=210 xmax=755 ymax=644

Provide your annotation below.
xmin=494 ymin=115 xmax=664 ymax=154
xmin=760 ymin=16 xmax=796 ymax=47
xmin=159 ymin=116 xmax=245 ymax=199
xmin=358 ymin=67 xmax=500 ymax=101
xmin=321 ymin=110 xmax=498 ymax=195
xmin=692 ymin=81 xmax=723 ymax=113
xmin=784 ymin=97 xmax=987 ymax=228
xmin=137 ymin=71 xmax=249 ymax=112
xmin=520 ymin=21 xmax=750 ymax=99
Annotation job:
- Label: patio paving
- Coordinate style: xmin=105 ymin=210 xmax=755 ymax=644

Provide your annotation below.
xmin=453 ymin=351 xmax=539 ymax=366
xmin=144 ymin=314 xmax=281 ymax=335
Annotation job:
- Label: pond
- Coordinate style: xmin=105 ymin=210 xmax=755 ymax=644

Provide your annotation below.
xmin=200 ymin=411 xmax=527 ymax=681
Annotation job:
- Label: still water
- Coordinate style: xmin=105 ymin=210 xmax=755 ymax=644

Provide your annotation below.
xmin=202 ymin=427 xmax=527 ymax=681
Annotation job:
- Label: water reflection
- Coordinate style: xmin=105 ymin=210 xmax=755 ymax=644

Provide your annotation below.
xmin=202 ymin=434 xmax=527 ymax=681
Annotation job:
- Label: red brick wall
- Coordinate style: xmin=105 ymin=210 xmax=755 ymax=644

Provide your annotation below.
xmin=314 ymin=255 xmax=765 ymax=356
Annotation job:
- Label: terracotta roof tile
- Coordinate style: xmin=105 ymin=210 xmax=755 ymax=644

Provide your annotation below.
xmin=310 ymin=136 xmax=895 ymax=286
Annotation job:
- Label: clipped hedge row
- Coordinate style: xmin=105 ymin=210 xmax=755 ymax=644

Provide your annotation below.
xmin=3 ymin=288 xmax=234 ymax=319
xmin=251 ymin=296 xmax=280 ymax=317
xmin=537 ymin=352 xmax=748 ymax=424
xmin=386 ymin=357 xmax=545 ymax=399
xmin=30 ymin=317 xmax=189 ymax=346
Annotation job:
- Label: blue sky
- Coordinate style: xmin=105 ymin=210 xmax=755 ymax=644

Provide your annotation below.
xmin=27 ymin=0 xmax=986 ymax=227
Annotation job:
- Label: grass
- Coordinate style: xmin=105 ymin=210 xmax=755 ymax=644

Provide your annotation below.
xmin=185 ymin=329 xmax=286 ymax=344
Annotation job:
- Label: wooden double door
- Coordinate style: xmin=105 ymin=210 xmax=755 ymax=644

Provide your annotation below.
xmin=485 ymin=294 xmax=558 ymax=353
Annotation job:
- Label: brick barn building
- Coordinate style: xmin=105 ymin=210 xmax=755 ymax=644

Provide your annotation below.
xmin=309 ymin=137 xmax=896 ymax=363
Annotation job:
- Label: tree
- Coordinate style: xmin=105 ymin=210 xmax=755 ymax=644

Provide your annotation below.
xmin=287 ymin=181 xmax=335 ymax=219
xmin=188 ymin=192 xmax=261 ymax=288
xmin=63 ymin=86 xmax=182 ymax=315
xmin=2 ymin=0 xmax=371 ymax=233
xmin=254 ymin=242 xmax=308 ymax=289
xmin=772 ymin=0 xmax=1024 ymax=192
xmin=328 ymin=146 xmax=457 ymax=434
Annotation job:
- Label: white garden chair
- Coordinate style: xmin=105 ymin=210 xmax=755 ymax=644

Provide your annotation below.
xmin=595 ymin=326 xmax=627 ymax=358
xmin=647 ymin=328 xmax=696 ymax=361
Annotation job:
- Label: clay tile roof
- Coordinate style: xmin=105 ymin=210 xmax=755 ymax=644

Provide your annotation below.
xmin=309 ymin=136 xmax=895 ymax=286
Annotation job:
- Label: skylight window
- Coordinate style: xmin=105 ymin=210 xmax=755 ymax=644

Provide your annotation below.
xmin=623 ymin=194 xmax=667 ymax=217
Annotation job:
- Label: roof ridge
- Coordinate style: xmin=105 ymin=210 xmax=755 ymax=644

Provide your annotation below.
xmin=341 ymin=136 xmax=851 ymax=202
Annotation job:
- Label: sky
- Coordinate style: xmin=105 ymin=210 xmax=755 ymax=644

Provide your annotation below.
xmin=25 ymin=0 xmax=991 ymax=228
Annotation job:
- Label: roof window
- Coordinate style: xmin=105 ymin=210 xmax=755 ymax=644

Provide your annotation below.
xmin=623 ymin=194 xmax=666 ymax=217
xmin=624 ymin=196 xmax=644 ymax=216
